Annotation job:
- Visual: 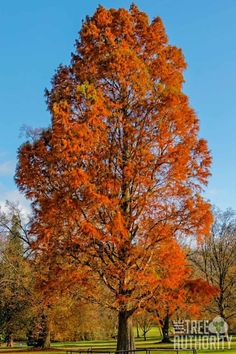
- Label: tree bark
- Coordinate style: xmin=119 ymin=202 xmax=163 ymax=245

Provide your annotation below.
xmin=37 ymin=314 xmax=51 ymax=349
xmin=6 ymin=334 xmax=13 ymax=347
xmin=136 ymin=324 xmax=140 ymax=338
xmin=41 ymin=329 xmax=51 ymax=349
xmin=160 ymin=314 xmax=171 ymax=343
xmin=116 ymin=311 xmax=135 ymax=353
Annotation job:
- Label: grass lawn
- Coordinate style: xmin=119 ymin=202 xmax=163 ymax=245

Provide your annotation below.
xmin=51 ymin=329 xmax=236 ymax=354
xmin=1 ymin=328 xmax=236 ymax=354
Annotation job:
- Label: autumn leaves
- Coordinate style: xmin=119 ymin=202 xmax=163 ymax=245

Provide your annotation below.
xmin=15 ymin=5 xmax=212 ymax=351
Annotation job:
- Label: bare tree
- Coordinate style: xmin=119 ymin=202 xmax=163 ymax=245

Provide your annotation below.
xmin=135 ymin=312 xmax=153 ymax=341
xmin=190 ymin=208 xmax=236 ymax=320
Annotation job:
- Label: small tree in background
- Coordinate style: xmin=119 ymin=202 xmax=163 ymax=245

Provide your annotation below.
xmin=0 ymin=206 xmax=32 ymax=346
xmin=190 ymin=209 xmax=236 ymax=321
xmin=145 ymin=240 xmax=217 ymax=343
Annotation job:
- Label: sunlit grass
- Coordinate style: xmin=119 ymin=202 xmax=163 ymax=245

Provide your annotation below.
xmin=1 ymin=327 xmax=236 ymax=354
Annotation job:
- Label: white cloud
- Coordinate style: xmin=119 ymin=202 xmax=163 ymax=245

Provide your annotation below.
xmin=0 ymin=160 xmax=15 ymax=176
xmin=207 ymin=188 xmax=219 ymax=196
xmin=0 ymin=189 xmax=31 ymax=219
xmin=0 ymin=155 xmax=31 ymax=219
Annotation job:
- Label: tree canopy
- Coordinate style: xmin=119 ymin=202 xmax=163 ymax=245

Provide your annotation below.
xmin=16 ymin=5 xmax=212 ymax=351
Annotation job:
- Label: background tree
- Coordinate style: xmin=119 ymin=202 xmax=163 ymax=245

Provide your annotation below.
xmin=190 ymin=208 xmax=236 ymax=322
xmin=134 ymin=311 xmax=153 ymax=341
xmin=0 ymin=206 xmax=32 ymax=346
xmin=16 ymin=5 xmax=212 ymax=351
xmin=147 ymin=240 xmax=217 ymax=343
xmin=0 ymin=204 xmax=54 ymax=349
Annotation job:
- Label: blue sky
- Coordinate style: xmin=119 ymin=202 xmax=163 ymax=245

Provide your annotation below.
xmin=0 ymin=0 xmax=236 ymax=213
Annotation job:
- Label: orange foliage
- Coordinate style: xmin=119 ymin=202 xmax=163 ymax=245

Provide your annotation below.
xmin=150 ymin=240 xmax=217 ymax=322
xmin=15 ymin=4 xmax=212 ymax=348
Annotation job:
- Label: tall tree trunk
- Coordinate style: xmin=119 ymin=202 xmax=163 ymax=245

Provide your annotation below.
xmin=116 ymin=311 xmax=135 ymax=353
xmin=6 ymin=334 xmax=13 ymax=347
xmin=37 ymin=314 xmax=51 ymax=349
xmin=218 ymin=309 xmax=229 ymax=341
xmin=160 ymin=314 xmax=171 ymax=343
xmin=136 ymin=323 xmax=140 ymax=338
xmin=41 ymin=329 xmax=51 ymax=349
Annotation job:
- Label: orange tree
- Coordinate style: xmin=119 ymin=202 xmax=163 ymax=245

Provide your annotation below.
xmin=16 ymin=5 xmax=212 ymax=351
xmin=148 ymin=241 xmax=217 ymax=342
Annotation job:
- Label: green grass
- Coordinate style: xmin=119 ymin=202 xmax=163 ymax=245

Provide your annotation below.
xmin=1 ymin=328 xmax=236 ymax=354
xmin=52 ymin=329 xmax=236 ymax=354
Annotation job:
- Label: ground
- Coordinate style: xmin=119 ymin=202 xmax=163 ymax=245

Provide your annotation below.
xmin=0 ymin=327 xmax=235 ymax=354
